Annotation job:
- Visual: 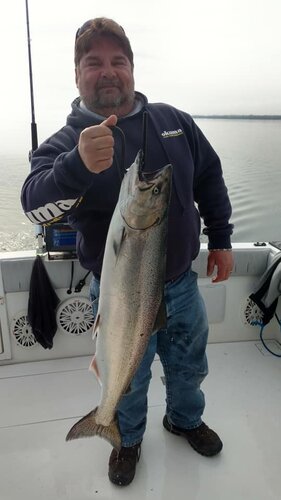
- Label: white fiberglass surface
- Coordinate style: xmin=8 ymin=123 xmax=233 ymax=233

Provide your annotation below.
xmin=0 ymin=341 xmax=281 ymax=500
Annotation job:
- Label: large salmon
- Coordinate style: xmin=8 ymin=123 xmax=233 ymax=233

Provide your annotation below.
xmin=66 ymin=151 xmax=172 ymax=450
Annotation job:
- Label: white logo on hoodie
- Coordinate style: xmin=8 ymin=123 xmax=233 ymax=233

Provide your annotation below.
xmin=26 ymin=198 xmax=80 ymax=224
xmin=161 ymin=129 xmax=183 ymax=138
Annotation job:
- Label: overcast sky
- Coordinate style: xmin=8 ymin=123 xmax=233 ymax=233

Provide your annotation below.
xmin=2 ymin=0 xmax=281 ymax=151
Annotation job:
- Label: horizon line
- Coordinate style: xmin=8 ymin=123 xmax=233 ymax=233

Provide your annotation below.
xmin=192 ymin=114 xmax=281 ymax=120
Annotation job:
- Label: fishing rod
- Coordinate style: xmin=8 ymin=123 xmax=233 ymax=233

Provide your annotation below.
xmin=25 ymin=0 xmax=44 ymax=251
xmin=25 ymin=0 xmax=38 ymax=159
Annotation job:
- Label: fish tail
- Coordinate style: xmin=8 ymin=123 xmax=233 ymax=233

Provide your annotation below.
xmin=65 ymin=408 xmax=121 ymax=451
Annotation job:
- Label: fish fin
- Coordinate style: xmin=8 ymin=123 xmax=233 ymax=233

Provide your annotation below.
xmin=66 ymin=408 xmax=121 ymax=451
xmin=89 ymin=355 xmax=102 ymax=386
xmin=92 ymin=312 xmax=100 ymax=339
xmin=152 ymin=297 xmax=167 ymax=333
xmin=113 ymin=226 xmax=127 ymax=259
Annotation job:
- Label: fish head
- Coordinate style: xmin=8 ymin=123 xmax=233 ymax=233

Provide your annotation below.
xmin=119 ymin=151 xmax=172 ymax=230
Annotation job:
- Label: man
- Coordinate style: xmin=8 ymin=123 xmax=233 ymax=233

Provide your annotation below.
xmin=21 ymin=18 xmax=234 ymax=487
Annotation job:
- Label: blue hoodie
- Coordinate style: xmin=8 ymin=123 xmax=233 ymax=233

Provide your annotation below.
xmin=21 ymin=92 xmax=233 ymax=281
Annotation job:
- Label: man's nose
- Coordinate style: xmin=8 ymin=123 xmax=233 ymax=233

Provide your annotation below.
xmin=100 ymin=62 xmax=116 ymax=78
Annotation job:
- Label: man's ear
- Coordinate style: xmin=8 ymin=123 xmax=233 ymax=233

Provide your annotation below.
xmin=75 ymin=67 xmax=78 ymax=88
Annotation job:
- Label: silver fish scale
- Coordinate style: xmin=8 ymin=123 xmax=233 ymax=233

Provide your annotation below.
xmin=66 ymin=153 xmax=172 ymax=449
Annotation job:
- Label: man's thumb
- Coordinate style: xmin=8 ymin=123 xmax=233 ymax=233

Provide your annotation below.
xmin=101 ymin=114 xmax=118 ymax=128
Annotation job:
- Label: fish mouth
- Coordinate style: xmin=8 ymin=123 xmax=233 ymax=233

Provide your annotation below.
xmin=138 ymin=167 xmax=165 ymax=183
xmin=136 ymin=148 xmax=172 ymax=182
xmin=119 ymin=155 xmax=171 ymax=230
xmin=123 ymin=216 xmax=161 ymax=231
xmin=138 ymin=157 xmax=171 ymax=183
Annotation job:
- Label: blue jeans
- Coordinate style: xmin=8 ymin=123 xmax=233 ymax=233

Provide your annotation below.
xmin=89 ymin=269 xmax=209 ymax=447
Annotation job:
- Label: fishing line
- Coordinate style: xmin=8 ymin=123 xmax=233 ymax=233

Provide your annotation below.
xmin=111 ymin=125 xmax=127 ymax=181
xmin=74 ymin=270 xmax=92 ymax=293
xmin=141 ymin=111 xmax=148 ymax=170
xmin=67 ymin=261 xmax=74 ymax=294
xmin=110 ymin=111 xmax=148 ymax=182
xmin=67 ymin=264 xmax=91 ymax=294
xmin=259 ymin=313 xmax=281 ymax=358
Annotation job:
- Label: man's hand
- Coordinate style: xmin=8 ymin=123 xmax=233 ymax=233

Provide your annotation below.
xmin=78 ymin=114 xmax=118 ymax=173
xmin=207 ymin=250 xmax=234 ymax=283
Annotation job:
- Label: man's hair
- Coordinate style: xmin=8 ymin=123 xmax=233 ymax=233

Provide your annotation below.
xmin=74 ymin=17 xmax=134 ymax=68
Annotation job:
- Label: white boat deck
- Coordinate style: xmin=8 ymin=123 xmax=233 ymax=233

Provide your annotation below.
xmin=1 ymin=340 xmax=281 ymax=500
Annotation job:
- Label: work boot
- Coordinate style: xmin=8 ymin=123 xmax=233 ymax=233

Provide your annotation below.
xmin=108 ymin=443 xmax=141 ymax=486
xmin=163 ymin=415 xmax=223 ymax=456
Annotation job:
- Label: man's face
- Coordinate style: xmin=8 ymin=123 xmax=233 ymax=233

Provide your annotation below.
xmin=75 ymin=37 xmax=135 ymax=116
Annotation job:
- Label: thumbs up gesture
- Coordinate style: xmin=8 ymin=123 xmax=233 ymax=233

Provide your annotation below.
xmin=78 ymin=114 xmax=118 ymax=173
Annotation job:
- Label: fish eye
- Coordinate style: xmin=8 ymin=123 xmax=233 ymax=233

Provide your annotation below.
xmin=152 ymin=185 xmax=161 ymax=195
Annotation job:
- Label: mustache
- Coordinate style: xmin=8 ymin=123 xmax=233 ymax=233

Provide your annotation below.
xmin=96 ymin=79 xmax=121 ymax=89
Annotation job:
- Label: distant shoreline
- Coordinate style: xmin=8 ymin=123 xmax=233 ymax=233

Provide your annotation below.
xmin=193 ymin=115 xmax=281 ymax=120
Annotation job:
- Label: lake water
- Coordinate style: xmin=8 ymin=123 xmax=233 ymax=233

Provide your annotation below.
xmin=0 ymin=118 xmax=280 ymax=252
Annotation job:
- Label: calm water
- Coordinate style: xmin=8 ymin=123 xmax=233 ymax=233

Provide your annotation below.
xmin=0 ymin=118 xmax=280 ymax=252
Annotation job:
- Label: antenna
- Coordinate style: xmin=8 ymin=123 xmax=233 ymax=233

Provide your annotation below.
xmin=25 ymin=0 xmax=38 ymax=158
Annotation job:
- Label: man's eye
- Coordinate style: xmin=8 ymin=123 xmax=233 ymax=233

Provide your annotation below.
xmin=114 ymin=59 xmax=126 ymax=66
xmin=86 ymin=60 xmax=101 ymax=68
